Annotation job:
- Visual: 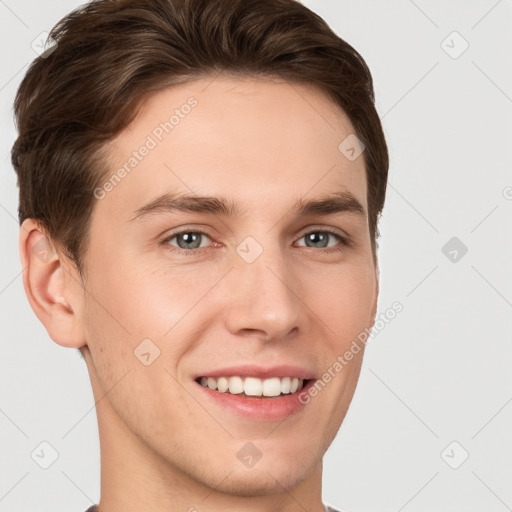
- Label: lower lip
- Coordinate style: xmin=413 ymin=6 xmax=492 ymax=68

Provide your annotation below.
xmin=194 ymin=379 xmax=316 ymax=421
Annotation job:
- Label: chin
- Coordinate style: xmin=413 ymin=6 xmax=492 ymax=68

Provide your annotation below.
xmin=211 ymin=465 xmax=312 ymax=498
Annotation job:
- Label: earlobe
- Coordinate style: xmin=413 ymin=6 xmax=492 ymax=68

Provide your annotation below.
xmin=19 ymin=219 xmax=86 ymax=349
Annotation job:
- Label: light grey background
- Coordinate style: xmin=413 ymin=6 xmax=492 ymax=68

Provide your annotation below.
xmin=1 ymin=1 xmax=511 ymax=511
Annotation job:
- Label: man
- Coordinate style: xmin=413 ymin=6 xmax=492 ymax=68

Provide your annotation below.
xmin=12 ymin=0 xmax=388 ymax=510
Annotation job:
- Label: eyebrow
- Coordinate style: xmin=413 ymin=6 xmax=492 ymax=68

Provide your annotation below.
xmin=128 ymin=190 xmax=366 ymax=222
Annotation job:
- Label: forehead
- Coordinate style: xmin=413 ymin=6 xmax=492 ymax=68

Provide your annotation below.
xmin=96 ymin=74 xmax=368 ymax=223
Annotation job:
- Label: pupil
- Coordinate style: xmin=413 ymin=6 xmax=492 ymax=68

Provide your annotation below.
xmin=179 ymin=232 xmax=200 ymax=249
xmin=307 ymin=232 xmax=327 ymax=248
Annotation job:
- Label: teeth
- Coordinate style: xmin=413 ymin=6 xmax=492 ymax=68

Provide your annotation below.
xmin=199 ymin=376 xmax=305 ymax=397
xmin=228 ymin=376 xmax=244 ymax=394
xmin=244 ymin=377 xmax=263 ymax=396
xmin=217 ymin=376 xmax=229 ymax=392
xmin=262 ymin=377 xmax=282 ymax=397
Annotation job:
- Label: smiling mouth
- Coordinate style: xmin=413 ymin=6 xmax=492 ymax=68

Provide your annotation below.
xmin=195 ymin=376 xmax=309 ymax=398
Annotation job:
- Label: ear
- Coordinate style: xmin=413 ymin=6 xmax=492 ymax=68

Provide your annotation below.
xmin=18 ymin=219 xmax=86 ymax=348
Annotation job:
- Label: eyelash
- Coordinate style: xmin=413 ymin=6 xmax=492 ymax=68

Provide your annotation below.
xmin=160 ymin=228 xmax=350 ymax=256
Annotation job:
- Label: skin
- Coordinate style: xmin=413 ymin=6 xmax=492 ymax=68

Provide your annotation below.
xmin=19 ymin=74 xmax=379 ymax=512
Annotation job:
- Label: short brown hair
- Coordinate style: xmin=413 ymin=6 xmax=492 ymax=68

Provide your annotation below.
xmin=12 ymin=0 xmax=388 ymax=277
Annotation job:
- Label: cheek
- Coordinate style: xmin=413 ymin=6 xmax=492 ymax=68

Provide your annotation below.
xmin=83 ymin=249 xmax=193 ymax=340
xmin=81 ymin=251 xmax=226 ymax=392
xmin=304 ymin=261 xmax=376 ymax=343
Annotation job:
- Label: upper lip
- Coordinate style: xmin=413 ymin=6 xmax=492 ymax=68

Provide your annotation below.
xmin=193 ymin=364 xmax=316 ymax=380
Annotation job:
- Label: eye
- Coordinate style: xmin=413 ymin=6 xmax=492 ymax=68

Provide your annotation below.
xmin=162 ymin=230 xmax=212 ymax=252
xmin=295 ymin=230 xmax=348 ymax=251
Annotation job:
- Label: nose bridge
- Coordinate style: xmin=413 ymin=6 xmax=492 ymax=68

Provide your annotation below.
xmin=223 ymin=234 xmax=302 ymax=339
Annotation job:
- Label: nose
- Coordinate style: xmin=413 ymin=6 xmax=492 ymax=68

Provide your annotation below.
xmin=222 ymin=239 xmax=303 ymax=342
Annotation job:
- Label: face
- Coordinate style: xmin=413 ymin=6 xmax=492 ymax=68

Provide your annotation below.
xmin=77 ymin=75 xmax=378 ymax=495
